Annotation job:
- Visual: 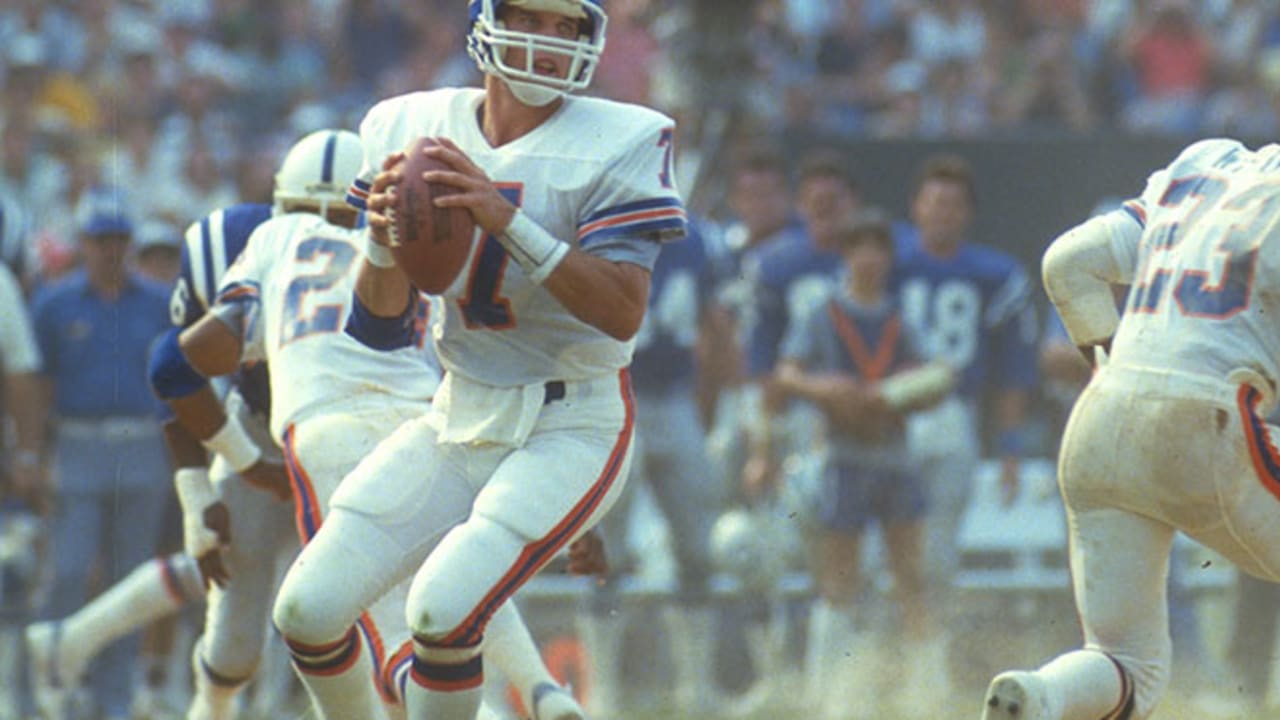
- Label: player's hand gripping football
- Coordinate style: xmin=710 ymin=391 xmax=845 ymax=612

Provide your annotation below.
xmin=420 ymin=137 xmax=517 ymax=235
xmin=364 ymin=151 xmax=407 ymax=250
xmin=240 ymin=458 xmax=293 ymax=502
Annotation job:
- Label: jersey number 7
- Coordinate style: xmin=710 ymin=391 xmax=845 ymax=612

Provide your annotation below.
xmin=458 ymin=184 xmax=522 ymax=330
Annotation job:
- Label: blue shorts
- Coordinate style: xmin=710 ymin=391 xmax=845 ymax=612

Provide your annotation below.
xmin=818 ymin=461 xmax=927 ymax=533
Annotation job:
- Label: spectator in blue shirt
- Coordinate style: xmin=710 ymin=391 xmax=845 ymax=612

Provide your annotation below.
xmin=28 ymin=187 xmax=173 ymax=719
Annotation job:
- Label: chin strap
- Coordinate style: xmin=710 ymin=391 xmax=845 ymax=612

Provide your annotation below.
xmin=504 ymin=77 xmax=564 ymax=107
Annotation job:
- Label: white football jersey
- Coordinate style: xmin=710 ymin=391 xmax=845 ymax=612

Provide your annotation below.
xmin=346 ymin=88 xmax=687 ymax=386
xmin=217 ymin=213 xmax=441 ymax=440
xmin=1106 ymin=139 xmax=1280 ymax=385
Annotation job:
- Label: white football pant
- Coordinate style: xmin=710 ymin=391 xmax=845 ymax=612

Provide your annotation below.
xmin=1033 ymin=365 xmax=1280 ymax=719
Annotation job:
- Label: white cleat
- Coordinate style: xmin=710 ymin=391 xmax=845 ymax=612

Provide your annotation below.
xmin=982 ymin=671 xmax=1050 ymax=720
xmin=25 ymin=622 xmax=73 ymax=720
xmin=531 ymin=682 xmax=586 ymax=720
xmin=187 ymin=648 xmax=239 ymax=720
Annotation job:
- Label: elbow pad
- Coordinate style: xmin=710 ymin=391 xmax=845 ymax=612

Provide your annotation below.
xmin=149 ymin=328 xmax=209 ymax=400
xmin=1042 ymin=213 xmax=1132 ymax=346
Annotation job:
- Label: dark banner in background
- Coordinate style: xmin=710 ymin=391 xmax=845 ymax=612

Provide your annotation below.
xmin=802 ymin=134 xmax=1192 ymax=280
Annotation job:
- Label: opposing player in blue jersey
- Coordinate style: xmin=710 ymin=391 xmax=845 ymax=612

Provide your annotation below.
xmin=745 ymin=153 xmax=856 ymax=368
xmin=891 ymin=155 xmax=1038 ymax=580
xmin=703 ymin=147 xmax=807 ymax=513
xmin=891 ymin=154 xmax=1038 ymax=705
xmin=576 ymin=218 xmax=725 ymax=719
xmin=741 ymin=151 xmax=861 ymax=496
xmin=737 ymin=151 xmax=861 ymax=714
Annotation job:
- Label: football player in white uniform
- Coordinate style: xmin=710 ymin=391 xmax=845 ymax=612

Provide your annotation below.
xmin=269 ymin=1 xmax=686 ymax=719
xmin=982 ymin=138 xmax=1280 ymax=720
xmin=183 ymin=129 xmax=434 ymax=718
xmin=180 ymin=129 xmax=582 ymax=720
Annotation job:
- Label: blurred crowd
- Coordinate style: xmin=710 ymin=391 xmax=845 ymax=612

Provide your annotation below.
xmin=6 ymin=0 xmax=1280 ymax=283
xmin=4 ymin=0 xmax=1280 ymax=716
xmin=734 ymin=0 xmax=1280 ymax=141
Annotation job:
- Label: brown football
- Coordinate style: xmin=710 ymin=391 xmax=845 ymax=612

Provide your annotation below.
xmin=387 ymin=136 xmax=477 ymax=294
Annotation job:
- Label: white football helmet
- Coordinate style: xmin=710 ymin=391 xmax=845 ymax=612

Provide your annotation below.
xmin=273 ymin=129 xmax=363 ymax=217
xmin=710 ymin=508 xmax=786 ymax=594
xmin=466 ymin=0 xmax=607 ymax=107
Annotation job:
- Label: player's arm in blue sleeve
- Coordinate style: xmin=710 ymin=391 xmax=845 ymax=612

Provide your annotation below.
xmin=344 ymin=285 xmax=422 ymax=351
xmin=985 ymin=265 xmax=1039 ymax=502
xmin=992 ymin=296 xmax=1040 ymax=393
xmin=153 ymin=212 xmax=234 ymax=473
xmin=170 ymin=241 xmax=204 ymax=329
xmin=745 ymin=278 xmax=788 ymax=379
xmin=150 ymin=287 xmax=277 ymax=478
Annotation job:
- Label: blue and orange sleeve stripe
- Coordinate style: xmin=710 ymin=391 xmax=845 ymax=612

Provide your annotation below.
xmin=577 ymin=198 xmax=687 ymax=247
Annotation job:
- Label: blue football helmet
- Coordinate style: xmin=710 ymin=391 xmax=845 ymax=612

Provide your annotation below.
xmin=466 ymin=0 xmax=607 ymax=106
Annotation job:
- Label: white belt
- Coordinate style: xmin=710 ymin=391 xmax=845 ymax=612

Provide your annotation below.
xmin=1098 ymin=364 xmax=1276 ymax=413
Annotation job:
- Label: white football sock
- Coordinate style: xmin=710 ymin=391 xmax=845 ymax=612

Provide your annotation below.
xmin=482 ymin=602 xmax=557 ymax=709
xmin=246 ymin=631 xmax=295 ymax=718
xmin=188 ymin=636 xmax=244 ymax=720
xmin=1039 ymin=649 xmax=1129 ymax=720
xmin=64 ymin=554 xmax=200 ymax=680
xmin=404 ymin=642 xmax=484 ymax=720
xmin=287 ymin=627 xmax=389 ymax=720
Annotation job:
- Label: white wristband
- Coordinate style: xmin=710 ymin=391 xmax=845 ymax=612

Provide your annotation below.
xmin=203 ymin=416 xmax=261 ymax=473
xmin=174 ymin=467 xmax=216 ymax=513
xmin=365 ymin=231 xmax=397 ymax=268
xmin=499 ymin=210 xmax=570 ymax=284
